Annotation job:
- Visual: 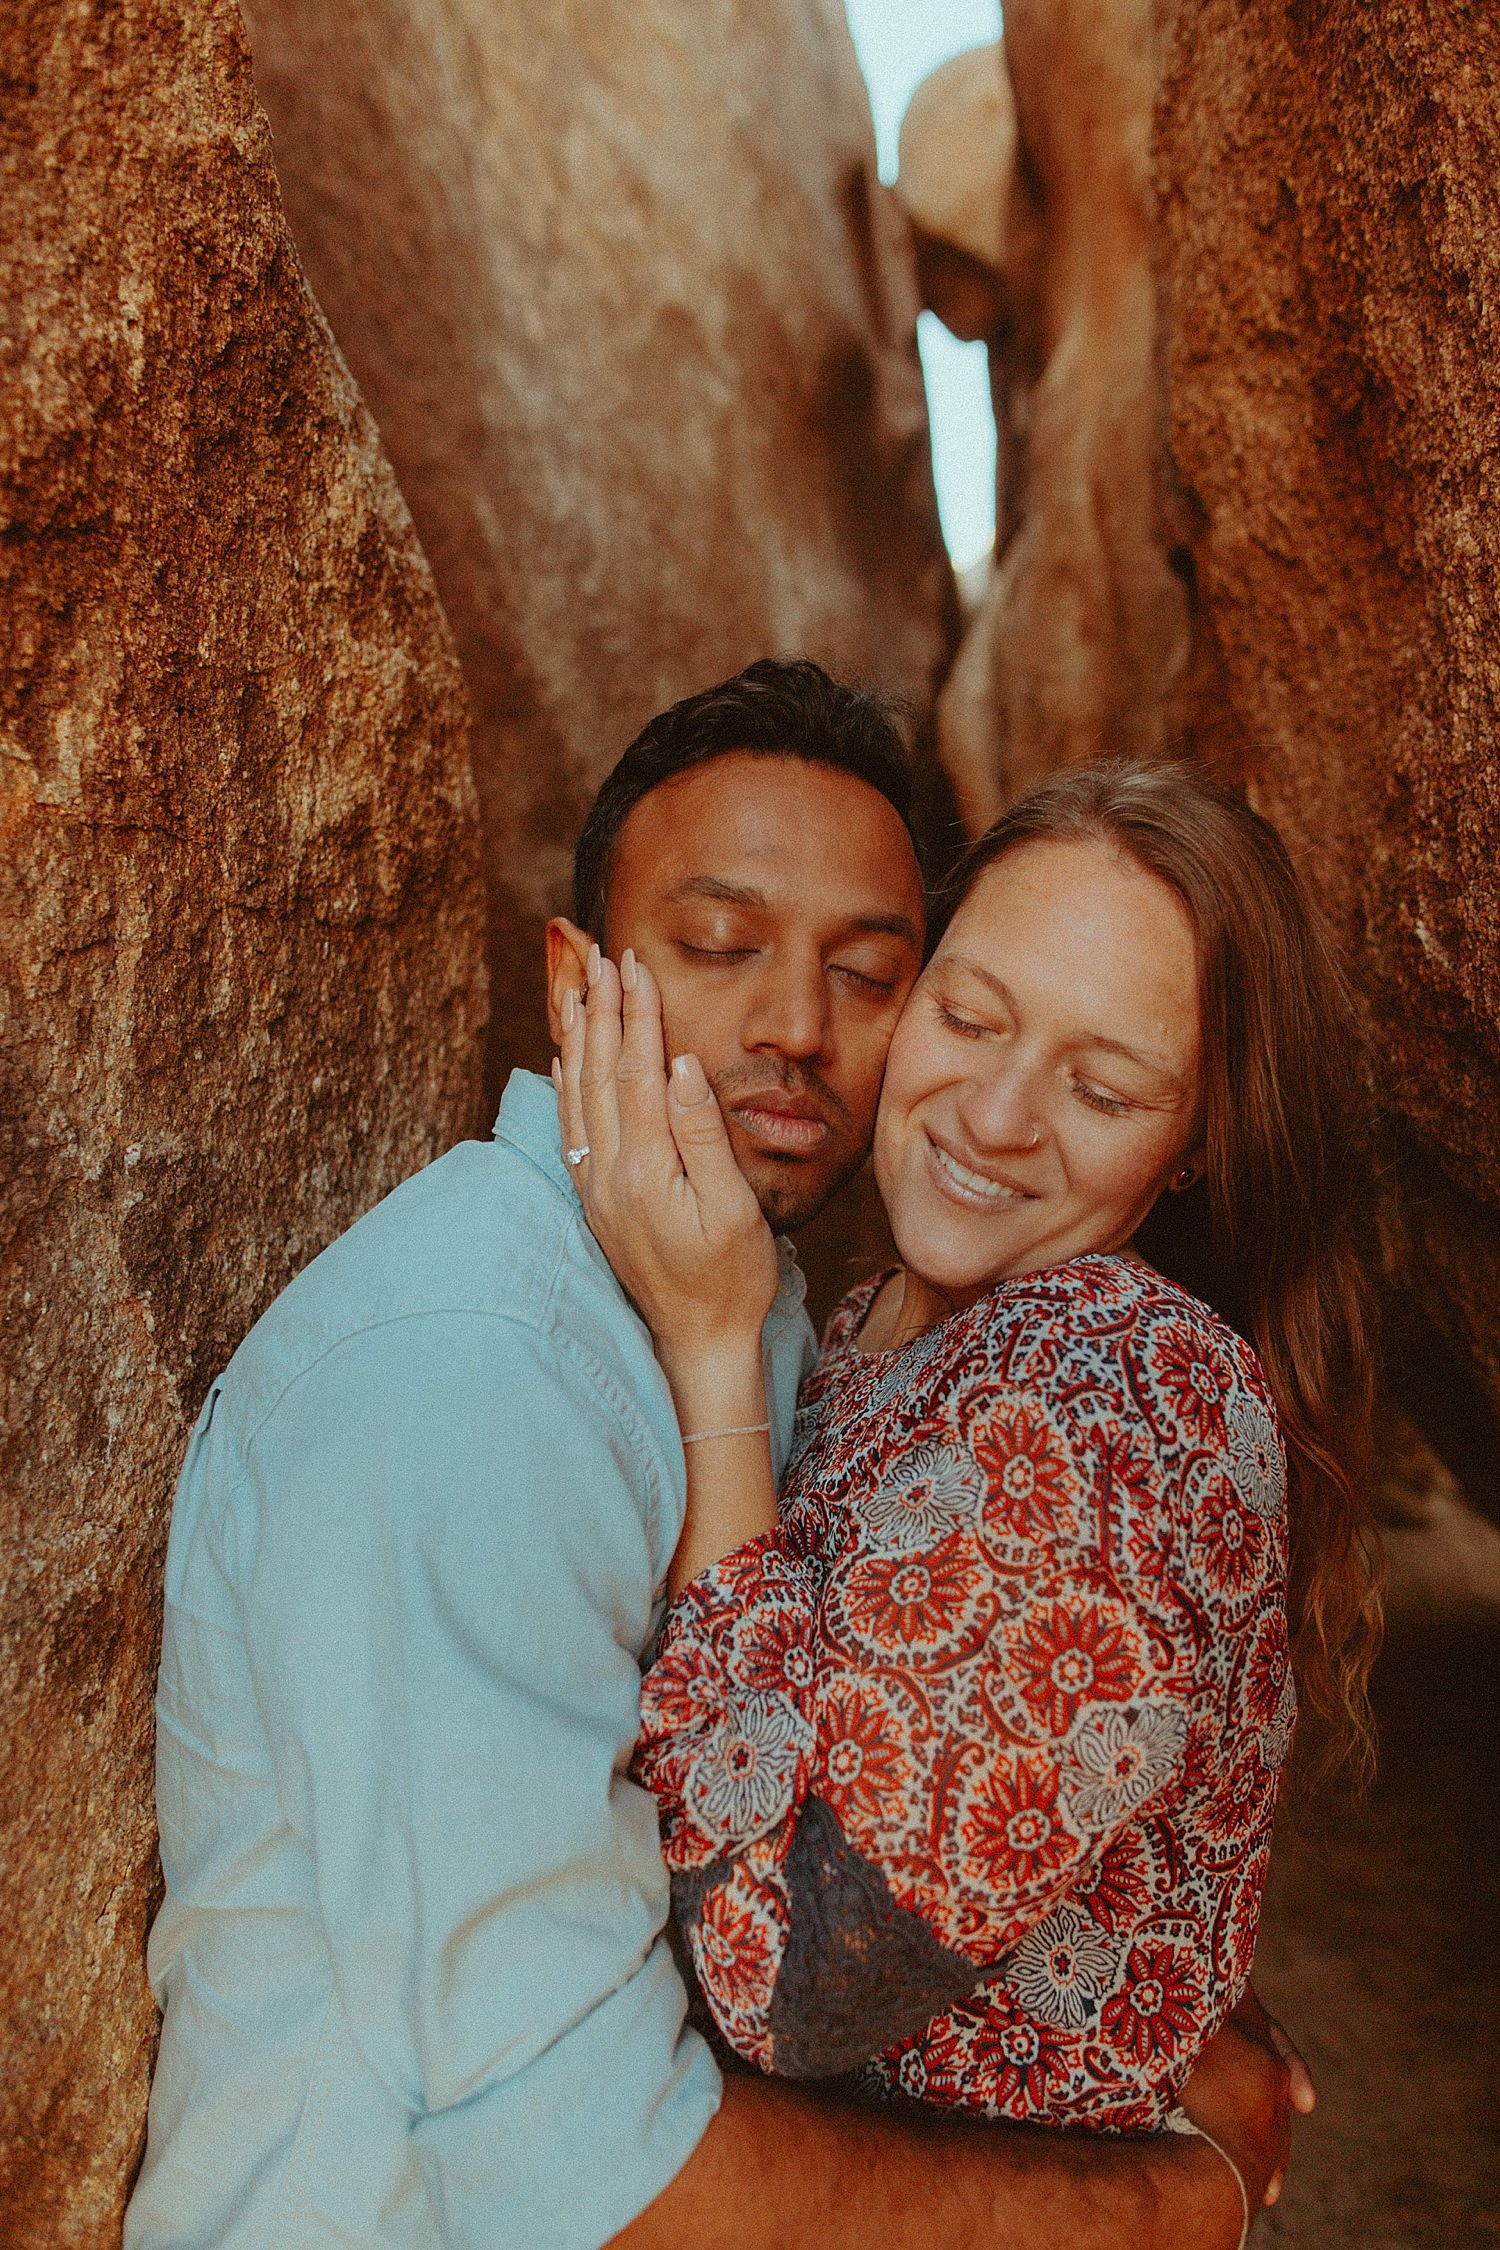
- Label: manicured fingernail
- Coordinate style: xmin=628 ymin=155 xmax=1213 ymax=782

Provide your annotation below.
xmin=586 ymin=943 xmax=601 ymax=986
xmin=562 ymin=988 xmax=577 ymax=1030
xmin=671 ymin=1053 xmax=711 ymax=1104
xmin=551 ymin=1056 xmax=562 ymax=1091
xmin=621 ymin=947 xmax=637 ymax=991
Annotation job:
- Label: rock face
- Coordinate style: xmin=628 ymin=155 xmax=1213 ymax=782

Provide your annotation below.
xmin=895 ymin=10 xmax=1189 ymax=836
xmin=0 ymin=0 xmax=487 ymax=2238
xmin=897 ymin=43 xmax=1014 ymax=348
xmin=1154 ymin=0 xmax=1500 ymax=1506
xmin=240 ymin=0 xmax=957 ymax=1093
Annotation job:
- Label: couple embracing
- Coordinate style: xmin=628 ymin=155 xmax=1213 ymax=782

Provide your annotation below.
xmin=129 ymin=660 xmax=1379 ymax=2250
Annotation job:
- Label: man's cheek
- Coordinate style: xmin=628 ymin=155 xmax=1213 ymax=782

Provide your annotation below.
xmin=842 ymin=1045 xmax=895 ymax=1138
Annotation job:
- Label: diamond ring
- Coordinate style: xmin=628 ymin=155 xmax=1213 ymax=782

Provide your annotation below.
xmin=565 ymin=1146 xmax=591 ymax=1168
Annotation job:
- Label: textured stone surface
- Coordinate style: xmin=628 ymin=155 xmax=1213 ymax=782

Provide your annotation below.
xmin=897 ymin=8 xmax=1189 ymax=836
xmin=0 ymin=0 xmax=486 ymax=2237
xmin=1154 ymin=0 xmax=1500 ymax=1506
xmin=896 ymin=43 xmax=1013 ymax=345
xmin=242 ymin=0 xmax=957 ymax=1095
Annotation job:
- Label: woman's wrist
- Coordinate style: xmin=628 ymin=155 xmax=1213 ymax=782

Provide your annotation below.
xmin=657 ymin=1336 xmax=767 ymax=1435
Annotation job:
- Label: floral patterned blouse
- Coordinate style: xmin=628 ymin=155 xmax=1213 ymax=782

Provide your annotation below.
xmin=632 ymin=1253 xmax=1293 ymax=2132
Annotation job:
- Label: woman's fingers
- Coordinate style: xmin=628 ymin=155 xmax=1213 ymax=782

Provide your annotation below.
xmin=614 ymin=949 xmax=675 ymax=1167
xmin=667 ymin=1053 xmax=757 ymax=1225
xmin=1263 ymin=2012 xmax=1316 ymax=2115
xmin=557 ymin=981 xmax=590 ymax=1174
xmin=577 ymin=944 xmax=623 ymax=1165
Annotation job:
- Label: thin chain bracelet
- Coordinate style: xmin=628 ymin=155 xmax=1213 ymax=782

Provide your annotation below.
xmin=681 ymin=1421 xmax=771 ymax=1446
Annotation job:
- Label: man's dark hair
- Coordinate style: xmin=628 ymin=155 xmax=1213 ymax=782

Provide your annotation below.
xmin=572 ymin=657 xmax=917 ymax=933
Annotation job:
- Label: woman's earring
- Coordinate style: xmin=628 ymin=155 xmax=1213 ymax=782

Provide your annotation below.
xmin=1174 ymin=1166 xmax=1197 ymax=1190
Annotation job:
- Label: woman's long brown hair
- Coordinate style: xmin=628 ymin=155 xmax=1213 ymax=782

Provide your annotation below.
xmin=938 ymin=760 xmax=1384 ymax=1782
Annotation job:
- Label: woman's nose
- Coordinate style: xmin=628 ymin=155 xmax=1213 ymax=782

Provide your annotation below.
xmin=957 ymin=1057 xmax=1045 ymax=1152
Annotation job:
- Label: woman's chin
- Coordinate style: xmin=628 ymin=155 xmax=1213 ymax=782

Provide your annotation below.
xmin=888 ymin=1214 xmax=1026 ymax=1307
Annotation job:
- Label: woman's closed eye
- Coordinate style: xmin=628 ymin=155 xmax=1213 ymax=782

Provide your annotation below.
xmin=934 ymin=1000 xmax=995 ymax=1041
xmin=1072 ymin=1079 xmax=1135 ymax=1118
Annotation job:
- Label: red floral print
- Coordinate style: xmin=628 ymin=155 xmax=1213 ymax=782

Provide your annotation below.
xmin=633 ymin=1252 xmax=1292 ymax=2131
xmin=816 ymin=1671 xmax=917 ymax=1834
xmin=1009 ymin=1593 xmax=1142 ymax=1737
xmin=1191 ymin=1473 xmax=1269 ymax=1609
xmin=833 ymin=1533 xmax=987 ymax=1660
xmin=689 ymin=1867 xmax=788 ymax=2065
xmin=971 ymin=1399 xmax=1076 ymax=1547
xmin=1100 ymin=1943 xmax=1205 ymax=2066
xmin=1076 ymin=1827 xmax=1153 ymax=1936
xmin=953 ymin=1757 xmax=1073 ymax=1895
xmin=1141 ymin=1318 xmax=1235 ymax=1445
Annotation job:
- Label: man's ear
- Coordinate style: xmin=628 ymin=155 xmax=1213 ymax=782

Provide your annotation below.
xmin=545 ymin=917 xmax=593 ymax=1045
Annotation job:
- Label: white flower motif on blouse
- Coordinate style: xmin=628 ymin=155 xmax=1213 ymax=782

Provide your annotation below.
xmin=1006 ymin=1902 xmax=1117 ymax=2029
xmin=683 ymin=1689 xmax=813 ymax=1849
xmin=862 ymin=1440 xmax=986 ymax=1553
xmin=1226 ymin=1392 xmax=1284 ymax=1521
xmin=1061 ymin=1702 xmax=1189 ymax=1829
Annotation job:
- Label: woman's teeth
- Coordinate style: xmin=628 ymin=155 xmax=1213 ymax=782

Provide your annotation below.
xmin=929 ymin=1138 xmax=1027 ymax=1206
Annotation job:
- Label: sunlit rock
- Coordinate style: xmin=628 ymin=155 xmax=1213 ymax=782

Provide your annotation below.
xmin=1155 ymin=0 xmax=1500 ymax=1507
xmin=897 ymin=9 xmax=1189 ymax=836
xmin=0 ymin=1 xmax=486 ymax=2233
xmin=243 ymin=0 xmax=957 ymax=1095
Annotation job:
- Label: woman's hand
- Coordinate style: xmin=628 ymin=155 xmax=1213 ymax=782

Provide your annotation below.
xmin=559 ymin=947 xmax=781 ymax=1590
xmin=556 ymin=944 xmax=780 ymax=1369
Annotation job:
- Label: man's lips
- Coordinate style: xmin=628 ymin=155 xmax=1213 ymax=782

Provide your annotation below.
xmin=724 ymin=1096 xmax=834 ymax=1157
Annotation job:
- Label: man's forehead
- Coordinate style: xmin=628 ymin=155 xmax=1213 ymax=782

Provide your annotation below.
xmin=662 ymin=870 xmax=923 ymax=945
xmin=612 ymin=754 xmax=927 ymax=928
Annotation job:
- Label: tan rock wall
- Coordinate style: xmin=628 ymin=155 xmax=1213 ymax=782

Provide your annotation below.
xmin=1154 ymin=0 xmax=1500 ymax=1503
xmin=240 ymin=0 xmax=957 ymax=1093
xmin=896 ymin=11 xmax=1189 ymax=836
xmin=0 ymin=0 xmax=487 ymax=2237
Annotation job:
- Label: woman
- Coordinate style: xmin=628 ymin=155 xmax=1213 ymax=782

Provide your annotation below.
xmin=556 ymin=760 xmax=1379 ymax=2153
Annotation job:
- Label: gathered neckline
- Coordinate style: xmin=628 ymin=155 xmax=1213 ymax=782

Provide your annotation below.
xmin=835 ymin=1248 xmax=1168 ymax=1364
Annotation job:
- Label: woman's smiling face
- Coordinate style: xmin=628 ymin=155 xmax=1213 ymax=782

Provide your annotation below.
xmin=874 ymin=837 xmax=1205 ymax=1304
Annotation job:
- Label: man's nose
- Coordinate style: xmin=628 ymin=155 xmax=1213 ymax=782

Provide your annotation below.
xmin=741 ymin=952 xmax=832 ymax=1063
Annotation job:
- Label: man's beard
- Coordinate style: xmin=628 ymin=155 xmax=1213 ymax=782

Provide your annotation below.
xmin=690 ymin=1052 xmax=867 ymax=1235
xmin=750 ymin=1139 xmax=868 ymax=1232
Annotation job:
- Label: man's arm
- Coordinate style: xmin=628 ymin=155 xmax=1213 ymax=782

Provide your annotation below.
xmin=611 ymin=2019 xmax=1288 ymax=2250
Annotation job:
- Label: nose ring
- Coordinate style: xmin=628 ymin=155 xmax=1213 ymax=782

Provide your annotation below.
xmin=1028 ymin=1126 xmax=1041 ymax=1149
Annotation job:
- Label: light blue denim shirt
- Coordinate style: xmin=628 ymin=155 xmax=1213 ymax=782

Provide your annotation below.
xmin=126 ymin=1069 xmax=816 ymax=2250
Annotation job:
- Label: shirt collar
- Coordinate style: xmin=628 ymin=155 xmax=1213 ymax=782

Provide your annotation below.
xmin=492 ymin=1067 xmax=808 ymax=1321
xmin=493 ymin=1067 xmax=577 ymax=1199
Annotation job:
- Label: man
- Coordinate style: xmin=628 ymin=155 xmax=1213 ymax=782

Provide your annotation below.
xmin=128 ymin=661 xmax=1297 ymax=2250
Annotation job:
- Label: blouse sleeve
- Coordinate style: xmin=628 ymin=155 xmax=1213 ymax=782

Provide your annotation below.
xmin=632 ymin=1299 xmax=1214 ymax=2081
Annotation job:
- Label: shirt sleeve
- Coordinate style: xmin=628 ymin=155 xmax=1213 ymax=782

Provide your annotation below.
xmin=632 ymin=1320 xmax=1200 ymax=2081
xmin=233 ymin=1310 xmax=719 ymax=2250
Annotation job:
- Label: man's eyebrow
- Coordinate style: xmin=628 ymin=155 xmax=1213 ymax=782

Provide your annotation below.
xmin=662 ymin=876 xmax=769 ymax=909
xmin=846 ymin=911 xmax=924 ymax=948
xmin=664 ymin=876 xmax=922 ymax=949
xmin=940 ymin=953 xmax=1186 ymax=1092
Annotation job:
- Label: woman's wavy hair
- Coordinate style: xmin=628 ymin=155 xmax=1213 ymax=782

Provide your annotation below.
xmin=936 ymin=758 xmax=1383 ymax=1782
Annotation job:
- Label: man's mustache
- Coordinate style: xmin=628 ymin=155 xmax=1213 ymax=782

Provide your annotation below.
xmin=707 ymin=1059 xmax=853 ymax=1131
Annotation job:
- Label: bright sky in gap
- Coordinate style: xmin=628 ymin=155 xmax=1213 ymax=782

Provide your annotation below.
xmin=843 ymin=0 xmax=1000 ymax=572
